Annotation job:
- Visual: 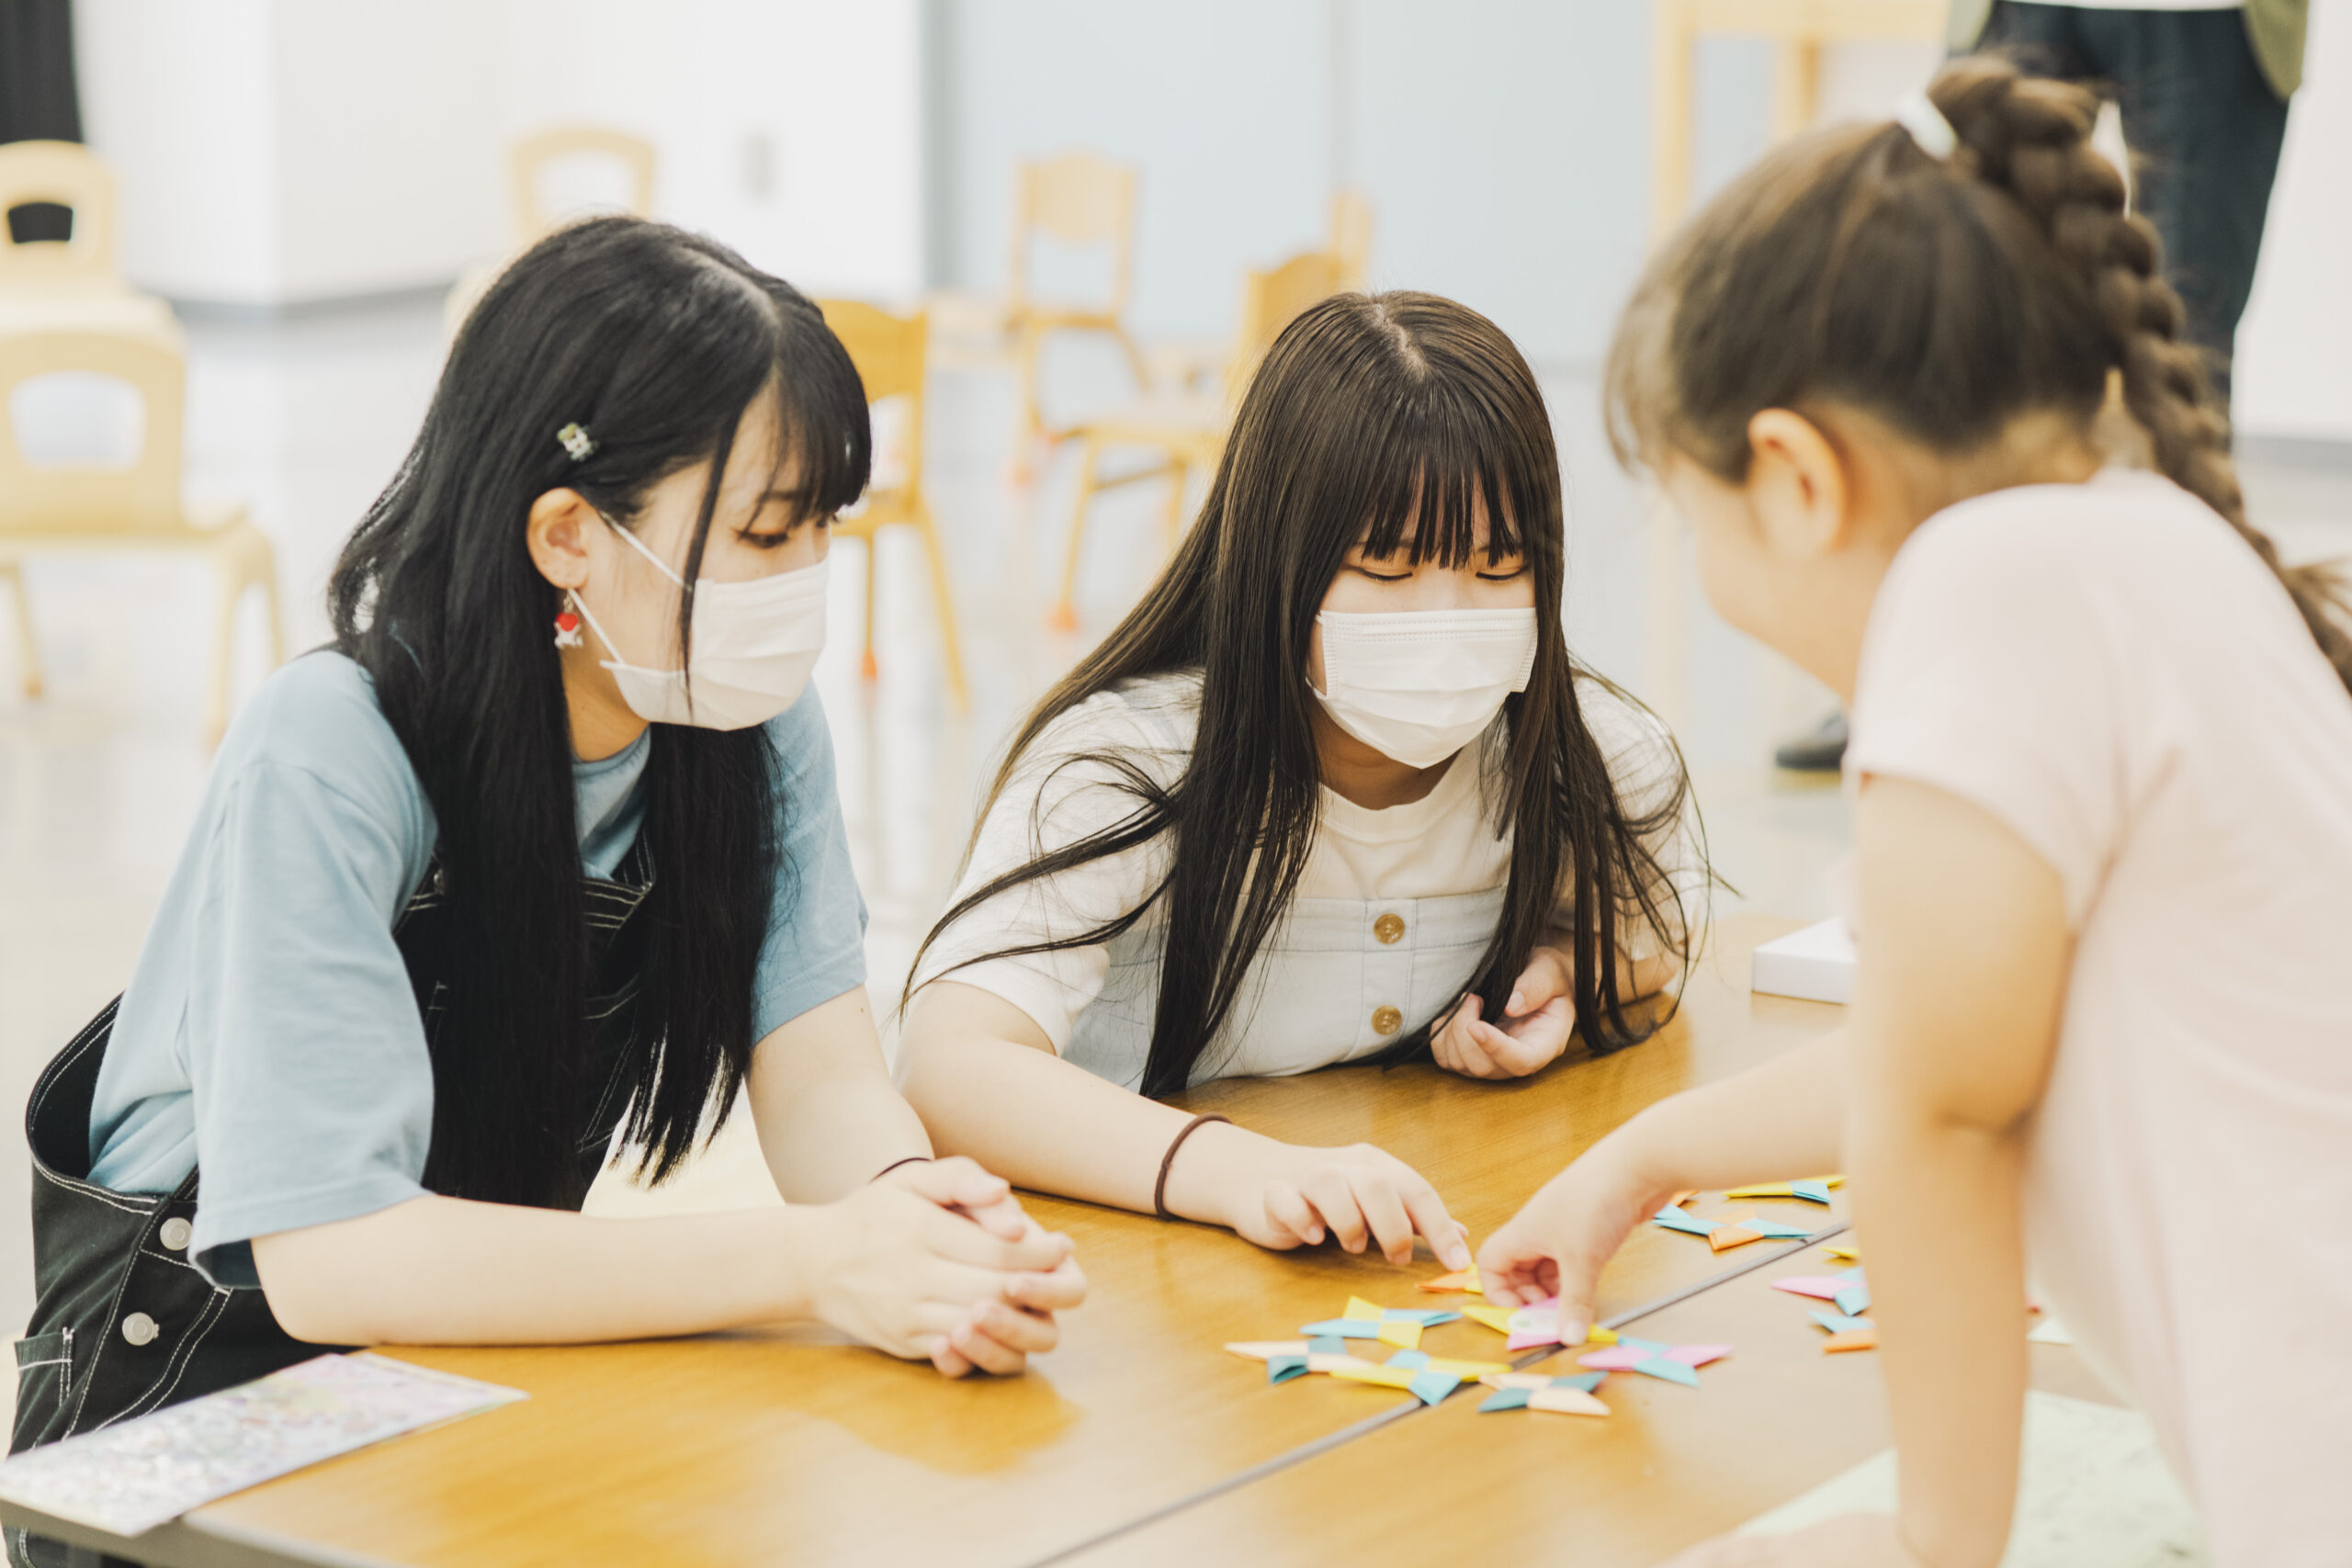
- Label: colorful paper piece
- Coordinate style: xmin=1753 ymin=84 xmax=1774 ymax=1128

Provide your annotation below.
xmin=1743 ymin=1217 xmax=1817 ymax=1241
xmin=1267 ymin=1354 xmax=1308 ymax=1383
xmin=1668 ymin=1190 xmax=1699 ymax=1207
xmin=1808 ymin=1311 xmax=1873 ymax=1336
xmin=1461 ymin=1303 xmax=1516 ymax=1334
xmin=1724 ymin=1175 xmax=1844 ymax=1204
xmin=1577 ymin=1337 xmax=1731 ymax=1387
xmin=1773 ymin=1266 xmax=1870 ymax=1315
xmin=1383 ymin=1348 xmax=1509 ymax=1381
xmin=1655 ymin=1205 xmax=1811 ymax=1247
xmin=1297 ymin=1298 xmax=1461 ymax=1351
xmin=1418 ymin=1268 xmax=1484 ymax=1294
xmin=1223 ymin=1340 xmax=1371 ymax=1375
xmin=1707 ymin=1224 xmax=1764 ymax=1252
xmin=1822 ymin=1328 xmax=1877 ymax=1353
xmin=1819 ymin=1242 xmax=1862 ymax=1262
xmin=1479 ymin=1372 xmax=1611 ymax=1416
xmin=1652 ymin=1206 xmax=1720 ymax=1238
xmin=1329 ymin=1359 xmax=1463 ymax=1406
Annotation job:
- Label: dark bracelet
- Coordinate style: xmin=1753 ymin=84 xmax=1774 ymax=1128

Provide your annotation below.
xmin=1153 ymin=1113 xmax=1233 ymax=1220
xmin=870 ymin=1155 xmax=933 ymax=1184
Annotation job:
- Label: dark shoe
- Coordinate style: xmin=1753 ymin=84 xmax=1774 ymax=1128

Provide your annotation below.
xmin=1773 ymin=712 xmax=1848 ymax=773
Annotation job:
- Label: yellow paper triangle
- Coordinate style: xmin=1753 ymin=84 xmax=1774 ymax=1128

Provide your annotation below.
xmin=1343 ymin=1295 xmax=1386 ymax=1325
xmin=1329 ymin=1362 xmax=1415 ymax=1391
xmin=1419 ymin=1357 xmax=1508 ymax=1380
xmin=1376 ymin=1319 xmax=1422 ymax=1349
xmin=1585 ymin=1325 xmax=1618 ymax=1346
xmin=1462 ymin=1303 xmax=1515 ymax=1334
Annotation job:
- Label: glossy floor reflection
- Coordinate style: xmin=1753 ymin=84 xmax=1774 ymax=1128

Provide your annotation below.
xmin=4 ymin=294 xmax=2347 ymax=1339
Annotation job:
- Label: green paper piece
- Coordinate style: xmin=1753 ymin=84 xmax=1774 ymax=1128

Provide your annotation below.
xmin=1406 ymin=1370 xmax=1461 ymax=1406
xmin=1632 ymin=1356 xmax=1701 ymax=1387
xmin=1267 ymin=1355 xmax=1308 ymax=1384
xmin=1299 ymin=1319 xmax=1378 ymax=1338
xmin=1480 ymin=1387 xmax=1532 ymax=1413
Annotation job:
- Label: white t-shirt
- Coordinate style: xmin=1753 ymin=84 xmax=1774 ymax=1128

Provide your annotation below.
xmin=1847 ymin=468 xmax=2352 ymax=1568
xmin=913 ymin=671 xmax=1698 ymax=1077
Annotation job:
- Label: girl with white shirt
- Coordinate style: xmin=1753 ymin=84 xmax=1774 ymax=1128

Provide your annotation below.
xmin=1479 ymin=62 xmax=2352 ymax=1568
xmin=899 ymin=291 xmax=1703 ymax=1271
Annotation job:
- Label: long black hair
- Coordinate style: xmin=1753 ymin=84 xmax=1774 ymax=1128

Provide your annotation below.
xmin=329 ymin=217 xmax=870 ymax=1206
xmin=910 ymin=290 xmax=1699 ymax=1096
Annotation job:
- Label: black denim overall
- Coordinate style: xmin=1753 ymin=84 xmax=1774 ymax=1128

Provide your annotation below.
xmin=8 ymin=841 xmax=655 ymax=1568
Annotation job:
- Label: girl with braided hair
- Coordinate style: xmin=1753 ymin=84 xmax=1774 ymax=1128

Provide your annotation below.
xmin=1476 ymin=57 xmax=2352 ymax=1568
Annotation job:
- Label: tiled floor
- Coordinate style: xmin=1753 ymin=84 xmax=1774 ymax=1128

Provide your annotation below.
xmin=4 ymin=295 xmax=2347 ymax=1348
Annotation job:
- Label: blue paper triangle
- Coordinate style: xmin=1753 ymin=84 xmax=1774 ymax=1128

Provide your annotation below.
xmin=1552 ymin=1371 xmax=1607 ymax=1393
xmin=1385 ymin=1348 xmax=1431 ymax=1371
xmin=1479 ymin=1387 xmax=1532 ymax=1413
xmin=1406 ymin=1370 xmax=1461 ymax=1406
xmin=1792 ymin=1179 xmax=1834 ymax=1204
xmin=1307 ymin=1336 xmax=1346 ymax=1356
xmin=1809 ymin=1310 xmax=1873 ymax=1335
xmin=1834 ymin=1285 xmax=1872 ymax=1316
xmin=1652 ymin=1209 xmax=1718 ymax=1237
xmin=1267 ymin=1355 xmax=1308 ymax=1384
xmin=1631 ymin=1356 xmax=1701 ymax=1387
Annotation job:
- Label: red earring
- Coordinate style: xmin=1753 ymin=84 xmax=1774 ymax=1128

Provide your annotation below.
xmin=554 ymin=609 xmax=582 ymax=649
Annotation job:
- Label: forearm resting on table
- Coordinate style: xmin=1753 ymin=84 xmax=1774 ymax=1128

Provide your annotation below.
xmin=253 ymin=1195 xmax=819 ymax=1347
xmin=1603 ymin=1027 xmax=1849 ymax=1194
xmin=748 ymin=988 xmax=931 ymax=1203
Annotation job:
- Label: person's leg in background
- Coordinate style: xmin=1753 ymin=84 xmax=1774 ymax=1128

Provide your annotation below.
xmin=2072 ymin=7 xmax=2290 ymax=412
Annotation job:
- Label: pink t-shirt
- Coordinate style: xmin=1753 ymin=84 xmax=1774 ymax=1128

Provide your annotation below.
xmin=1847 ymin=469 xmax=2352 ymax=1567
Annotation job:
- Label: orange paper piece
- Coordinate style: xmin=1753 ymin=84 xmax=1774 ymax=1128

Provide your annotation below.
xmin=1822 ymin=1328 xmax=1877 ymax=1353
xmin=1707 ymin=1224 xmax=1764 ymax=1252
xmin=1668 ymin=1190 xmax=1699 ymax=1208
xmin=1418 ymin=1269 xmax=1483 ymax=1294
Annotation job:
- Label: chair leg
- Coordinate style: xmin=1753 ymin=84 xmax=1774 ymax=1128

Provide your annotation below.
xmin=1 ymin=561 xmax=41 ymax=699
xmin=910 ymin=500 xmax=968 ymax=710
xmin=1051 ymin=436 xmax=1102 ymax=632
xmin=1007 ymin=323 xmax=1045 ymax=487
xmin=1110 ymin=325 xmax=1152 ymax=392
xmin=1158 ymin=458 xmax=1192 ymax=553
xmin=860 ymin=534 xmax=879 ymax=681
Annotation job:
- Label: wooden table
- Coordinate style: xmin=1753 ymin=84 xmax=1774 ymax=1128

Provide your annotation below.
xmin=6 ymin=918 xmax=1852 ymax=1568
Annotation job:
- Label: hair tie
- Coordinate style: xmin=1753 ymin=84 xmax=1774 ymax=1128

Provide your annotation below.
xmin=557 ymin=422 xmax=595 ymax=462
xmin=1894 ymin=91 xmax=1959 ymax=161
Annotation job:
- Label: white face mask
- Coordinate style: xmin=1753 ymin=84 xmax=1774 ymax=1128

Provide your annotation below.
xmin=569 ymin=513 xmax=828 ymax=731
xmin=1310 ymin=606 xmax=1540 ymax=768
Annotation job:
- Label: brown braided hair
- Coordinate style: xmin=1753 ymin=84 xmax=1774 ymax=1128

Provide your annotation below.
xmin=1606 ymin=55 xmax=2352 ymax=696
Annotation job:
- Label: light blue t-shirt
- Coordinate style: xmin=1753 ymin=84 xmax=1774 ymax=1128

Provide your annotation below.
xmin=85 ymin=653 xmax=867 ymax=1285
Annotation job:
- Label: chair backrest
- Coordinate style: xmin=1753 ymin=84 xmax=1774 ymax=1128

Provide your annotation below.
xmin=0 ymin=141 xmax=118 ymax=282
xmin=1006 ymin=152 xmax=1136 ymax=315
xmin=1329 ymin=190 xmax=1374 ymax=293
xmin=817 ymin=299 xmax=928 ymax=497
xmin=1222 ymin=250 xmax=1345 ymax=404
xmin=508 ymin=127 xmax=658 ymax=243
xmin=0 ymin=330 xmax=184 ymax=536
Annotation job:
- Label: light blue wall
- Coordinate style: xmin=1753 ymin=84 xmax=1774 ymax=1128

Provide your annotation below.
xmin=936 ymin=0 xmax=1777 ymax=367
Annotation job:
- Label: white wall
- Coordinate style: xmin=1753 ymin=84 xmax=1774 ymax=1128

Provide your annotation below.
xmin=73 ymin=0 xmax=922 ymax=309
xmin=2234 ymin=2 xmax=2352 ymax=442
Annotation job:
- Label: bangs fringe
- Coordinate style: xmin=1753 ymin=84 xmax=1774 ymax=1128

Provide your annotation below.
xmin=1353 ymin=380 xmax=1537 ymax=568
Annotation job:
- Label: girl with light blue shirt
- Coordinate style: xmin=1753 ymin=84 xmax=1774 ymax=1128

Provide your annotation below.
xmin=11 ymin=220 xmax=1082 ymax=1472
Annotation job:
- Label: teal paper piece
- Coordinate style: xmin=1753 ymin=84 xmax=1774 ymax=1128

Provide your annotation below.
xmin=1385 ymin=1348 xmax=1431 ymax=1371
xmin=1267 ymin=1355 xmax=1308 ymax=1384
xmin=1652 ymin=1209 xmax=1718 ymax=1237
xmin=1834 ymin=1285 xmax=1872 ymax=1316
xmin=1619 ymin=1336 xmax=1670 ymax=1354
xmin=1792 ymin=1179 xmax=1834 ymax=1204
xmin=1298 ymin=1319 xmax=1378 ymax=1338
xmin=1388 ymin=1309 xmax=1462 ymax=1328
xmin=1480 ymin=1387 xmax=1532 ymax=1413
xmin=1406 ymin=1370 xmax=1461 ymax=1406
xmin=1308 ymin=1336 xmax=1347 ymax=1356
xmin=1632 ymin=1356 xmax=1702 ymax=1387
xmin=1552 ymin=1371 xmax=1607 ymax=1393
xmin=1747 ymin=1218 xmax=1814 ymax=1240
xmin=1809 ymin=1310 xmax=1874 ymax=1335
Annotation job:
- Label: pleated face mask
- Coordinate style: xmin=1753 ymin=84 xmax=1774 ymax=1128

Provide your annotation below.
xmin=569 ymin=512 xmax=828 ymax=731
xmin=1310 ymin=606 xmax=1540 ymax=767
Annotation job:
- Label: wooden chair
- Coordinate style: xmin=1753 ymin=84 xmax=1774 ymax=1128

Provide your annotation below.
xmin=0 ymin=329 xmax=282 ymax=740
xmin=1050 ymin=249 xmax=1342 ymax=629
xmin=1004 ymin=152 xmax=1150 ymax=466
xmin=0 ymin=141 xmax=178 ymax=340
xmin=508 ymin=126 xmax=658 ymax=244
xmin=1643 ymin=0 xmax=1944 ymax=734
xmin=816 ymin=299 xmax=967 ymax=707
xmin=447 ymin=127 xmax=659 ymax=337
xmin=1149 ymin=191 xmax=1372 ymax=395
